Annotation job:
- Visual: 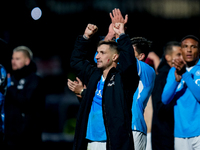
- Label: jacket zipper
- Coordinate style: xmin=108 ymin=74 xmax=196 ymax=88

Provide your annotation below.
xmin=102 ymin=71 xmax=113 ymax=150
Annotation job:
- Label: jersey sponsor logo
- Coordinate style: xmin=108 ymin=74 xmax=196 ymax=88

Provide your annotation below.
xmin=97 ymin=89 xmax=102 ymax=97
xmin=195 ymin=79 xmax=200 ymax=86
xmin=107 ymin=81 xmax=115 ymax=87
xmin=107 ymin=75 xmax=115 ymax=86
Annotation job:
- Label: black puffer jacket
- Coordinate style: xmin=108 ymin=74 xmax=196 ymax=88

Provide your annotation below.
xmin=4 ymin=61 xmax=45 ymax=149
xmin=71 ymin=34 xmax=139 ymax=150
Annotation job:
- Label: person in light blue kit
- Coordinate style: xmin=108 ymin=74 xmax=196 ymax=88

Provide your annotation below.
xmin=162 ymin=35 xmax=200 ymax=150
xmin=130 ymin=37 xmax=156 ymax=150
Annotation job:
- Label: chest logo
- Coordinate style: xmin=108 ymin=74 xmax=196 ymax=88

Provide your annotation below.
xmin=195 ymin=79 xmax=200 ymax=86
xmin=107 ymin=81 xmax=115 ymax=87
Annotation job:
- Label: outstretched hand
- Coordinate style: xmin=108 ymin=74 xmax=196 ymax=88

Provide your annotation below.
xmin=84 ymin=24 xmax=98 ymax=39
xmin=110 ymin=8 xmax=128 ymax=25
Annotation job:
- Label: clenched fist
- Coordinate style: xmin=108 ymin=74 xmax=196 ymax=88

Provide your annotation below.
xmin=83 ymin=24 xmax=98 ymax=39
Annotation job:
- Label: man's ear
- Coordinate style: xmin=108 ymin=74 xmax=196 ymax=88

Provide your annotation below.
xmin=138 ymin=53 xmax=145 ymax=61
xmin=112 ymin=54 xmax=119 ymax=62
xmin=25 ymin=58 xmax=31 ymax=66
xmin=165 ymin=54 xmax=171 ymax=62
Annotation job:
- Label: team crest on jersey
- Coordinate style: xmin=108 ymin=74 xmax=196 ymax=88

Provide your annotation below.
xmin=17 ymin=78 xmax=26 ymax=90
xmin=195 ymin=70 xmax=200 ymax=76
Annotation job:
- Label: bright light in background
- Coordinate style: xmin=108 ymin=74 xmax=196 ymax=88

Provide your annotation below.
xmin=31 ymin=7 xmax=42 ymax=20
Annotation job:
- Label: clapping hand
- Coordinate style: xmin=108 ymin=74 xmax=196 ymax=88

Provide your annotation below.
xmin=110 ymin=8 xmax=128 ymax=36
xmin=67 ymin=77 xmax=86 ymax=98
xmin=172 ymin=57 xmax=186 ymax=82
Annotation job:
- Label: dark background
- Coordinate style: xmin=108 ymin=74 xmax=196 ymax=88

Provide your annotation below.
xmin=0 ymin=0 xmax=200 ymax=149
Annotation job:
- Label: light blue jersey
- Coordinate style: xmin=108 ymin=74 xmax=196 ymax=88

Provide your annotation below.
xmin=162 ymin=60 xmax=200 ymax=138
xmin=86 ymin=75 xmax=107 ymax=141
xmin=132 ymin=59 xmax=155 ymax=134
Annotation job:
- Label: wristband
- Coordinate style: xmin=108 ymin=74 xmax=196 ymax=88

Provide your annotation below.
xmin=80 ymin=88 xmax=84 ymax=95
xmin=83 ymin=35 xmax=89 ymax=40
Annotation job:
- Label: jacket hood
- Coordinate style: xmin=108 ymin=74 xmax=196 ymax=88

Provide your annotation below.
xmin=12 ymin=61 xmax=37 ymax=79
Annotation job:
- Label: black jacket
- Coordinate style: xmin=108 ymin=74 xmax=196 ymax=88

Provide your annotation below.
xmin=151 ymin=57 xmax=174 ymax=150
xmin=4 ymin=61 xmax=45 ymax=149
xmin=70 ymin=34 xmax=139 ymax=150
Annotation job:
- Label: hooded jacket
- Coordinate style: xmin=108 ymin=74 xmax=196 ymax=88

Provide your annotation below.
xmin=70 ymin=34 xmax=139 ymax=150
xmin=4 ymin=61 xmax=45 ymax=149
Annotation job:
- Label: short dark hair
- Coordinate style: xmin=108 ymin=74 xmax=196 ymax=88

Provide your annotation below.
xmin=130 ymin=37 xmax=152 ymax=60
xmin=97 ymin=40 xmax=119 ymax=54
xmin=163 ymin=41 xmax=181 ymax=56
xmin=181 ymin=35 xmax=200 ymax=46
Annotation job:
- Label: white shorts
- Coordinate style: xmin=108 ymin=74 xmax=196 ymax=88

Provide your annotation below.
xmin=146 ymin=133 xmax=152 ymax=150
xmin=87 ymin=141 xmax=106 ymax=150
xmin=175 ymin=135 xmax=200 ymax=150
xmin=132 ymin=131 xmax=147 ymax=150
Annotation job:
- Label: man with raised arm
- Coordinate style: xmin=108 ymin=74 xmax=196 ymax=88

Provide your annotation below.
xmin=70 ymin=9 xmax=139 ymax=150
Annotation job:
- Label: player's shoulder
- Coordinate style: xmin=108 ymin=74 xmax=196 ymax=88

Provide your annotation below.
xmin=139 ymin=60 xmax=155 ymax=75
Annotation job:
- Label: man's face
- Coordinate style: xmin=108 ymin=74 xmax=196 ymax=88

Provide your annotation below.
xmin=181 ymin=38 xmax=200 ymax=63
xmin=165 ymin=46 xmax=182 ymax=67
xmin=95 ymin=44 xmax=115 ymax=69
xmin=171 ymin=46 xmax=182 ymax=61
xmin=11 ymin=51 xmax=30 ymax=70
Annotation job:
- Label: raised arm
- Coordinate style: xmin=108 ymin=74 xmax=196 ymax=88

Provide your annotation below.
xmin=111 ymin=8 xmax=139 ymax=91
xmin=110 ymin=9 xmax=136 ymax=73
xmin=70 ymin=24 xmax=98 ymax=84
